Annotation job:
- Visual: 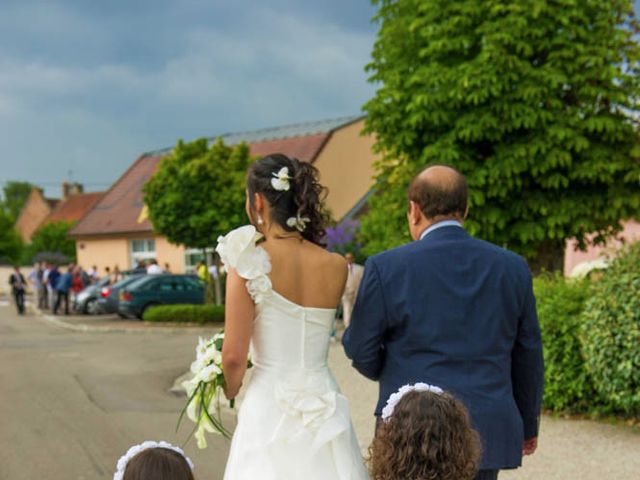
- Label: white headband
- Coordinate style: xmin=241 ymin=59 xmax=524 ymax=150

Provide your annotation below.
xmin=381 ymin=382 xmax=444 ymax=422
xmin=113 ymin=440 xmax=194 ymax=480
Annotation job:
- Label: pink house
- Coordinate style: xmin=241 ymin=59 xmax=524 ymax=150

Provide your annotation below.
xmin=564 ymin=220 xmax=640 ymax=276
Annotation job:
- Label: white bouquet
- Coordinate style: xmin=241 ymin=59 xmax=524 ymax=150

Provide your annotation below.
xmin=178 ymin=331 xmax=252 ymax=448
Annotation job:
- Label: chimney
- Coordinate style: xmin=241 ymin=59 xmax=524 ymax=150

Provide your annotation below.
xmin=62 ymin=181 xmax=70 ymax=200
xmin=62 ymin=182 xmax=84 ymax=199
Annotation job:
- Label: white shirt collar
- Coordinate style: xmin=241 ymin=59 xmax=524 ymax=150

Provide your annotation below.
xmin=419 ymin=220 xmax=463 ymax=240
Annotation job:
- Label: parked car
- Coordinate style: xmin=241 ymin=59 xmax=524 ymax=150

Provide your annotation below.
xmin=74 ymin=276 xmax=111 ymax=314
xmin=96 ymin=275 xmax=144 ymax=316
xmin=118 ymin=274 xmax=205 ymax=319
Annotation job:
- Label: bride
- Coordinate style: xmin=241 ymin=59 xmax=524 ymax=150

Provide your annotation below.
xmin=217 ymin=153 xmax=369 ymax=479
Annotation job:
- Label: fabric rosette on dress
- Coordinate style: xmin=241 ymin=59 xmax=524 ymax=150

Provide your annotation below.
xmin=267 ymin=372 xmax=355 ymax=480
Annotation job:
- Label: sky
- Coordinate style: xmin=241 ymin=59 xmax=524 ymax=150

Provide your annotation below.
xmin=0 ymin=0 xmax=378 ymax=198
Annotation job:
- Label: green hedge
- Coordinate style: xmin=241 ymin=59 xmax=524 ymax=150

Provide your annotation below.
xmin=534 ymin=274 xmax=598 ymax=413
xmin=581 ymin=243 xmax=640 ymax=416
xmin=143 ymin=304 xmax=225 ymax=324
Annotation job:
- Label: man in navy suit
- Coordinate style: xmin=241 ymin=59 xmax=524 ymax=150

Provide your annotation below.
xmin=343 ymin=165 xmax=543 ymax=479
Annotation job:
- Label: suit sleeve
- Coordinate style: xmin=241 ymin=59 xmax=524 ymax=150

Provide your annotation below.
xmin=342 ymin=258 xmax=388 ymax=381
xmin=511 ymin=263 xmax=544 ymax=440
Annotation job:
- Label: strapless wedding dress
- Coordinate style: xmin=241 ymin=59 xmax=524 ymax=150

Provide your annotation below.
xmin=217 ymin=226 xmax=369 ymax=480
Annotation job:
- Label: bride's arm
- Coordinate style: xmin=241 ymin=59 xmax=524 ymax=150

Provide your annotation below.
xmin=222 ymin=267 xmax=255 ymax=399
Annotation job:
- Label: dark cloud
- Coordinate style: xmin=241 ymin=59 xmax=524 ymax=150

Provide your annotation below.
xmin=0 ymin=0 xmax=377 ymax=197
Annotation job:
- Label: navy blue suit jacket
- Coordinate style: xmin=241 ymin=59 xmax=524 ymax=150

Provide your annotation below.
xmin=343 ymin=225 xmax=544 ymax=469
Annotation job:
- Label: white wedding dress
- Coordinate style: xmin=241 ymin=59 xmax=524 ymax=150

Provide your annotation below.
xmin=217 ymin=226 xmax=369 ymax=480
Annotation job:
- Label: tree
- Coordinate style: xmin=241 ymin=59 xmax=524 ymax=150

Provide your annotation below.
xmin=0 ymin=210 xmax=23 ymax=264
xmin=25 ymin=221 xmax=76 ymax=264
xmin=143 ymin=138 xmax=253 ymax=303
xmin=361 ymin=0 xmax=640 ymax=272
xmin=2 ymin=181 xmax=35 ymax=221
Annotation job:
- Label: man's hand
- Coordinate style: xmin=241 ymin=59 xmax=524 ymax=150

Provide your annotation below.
xmin=523 ymin=437 xmax=538 ymax=456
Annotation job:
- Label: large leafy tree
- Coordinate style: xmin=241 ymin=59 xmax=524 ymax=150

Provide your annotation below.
xmin=0 ymin=210 xmax=23 ymax=264
xmin=2 ymin=181 xmax=35 ymax=221
xmin=362 ymin=0 xmax=640 ymax=271
xmin=26 ymin=221 xmax=76 ymax=264
xmin=143 ymin=138 xmax=253 ymax=303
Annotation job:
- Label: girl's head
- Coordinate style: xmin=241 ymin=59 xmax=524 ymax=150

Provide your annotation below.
xmin=114 ymin=441 xmax=195 ymax=480
xmin=370 ymin=384 xmax=481 ymax=480
xmin=246 ymin=153 xmax=328 ymax=246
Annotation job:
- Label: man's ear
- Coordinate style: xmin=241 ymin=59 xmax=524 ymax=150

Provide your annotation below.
xmin=408 ymin=201 xmax=422 ymax=225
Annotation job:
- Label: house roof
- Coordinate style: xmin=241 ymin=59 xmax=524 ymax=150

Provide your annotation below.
xmin=45 ymin=192 xmax=104 ymax=224
xmin=70 ymin=115 xmax=363 ymax=237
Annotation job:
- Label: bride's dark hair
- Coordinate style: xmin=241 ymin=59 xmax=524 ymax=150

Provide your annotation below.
xmin=247 ymin=153 xmax=328 ymax=246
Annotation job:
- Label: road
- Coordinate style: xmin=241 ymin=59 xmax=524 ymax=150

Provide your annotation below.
xmin=0 ymin=305 xmax=229 ymax=480
xmin=1 ymin=304 xmax=639 ymax=479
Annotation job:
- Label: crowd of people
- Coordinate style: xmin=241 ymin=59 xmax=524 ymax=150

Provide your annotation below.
xmin=6 ymin=259 xmax=183 ymax=316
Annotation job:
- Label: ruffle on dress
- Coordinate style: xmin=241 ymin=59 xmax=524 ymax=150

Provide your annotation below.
xmin=216 ymin=225 xmax=273 ymax=303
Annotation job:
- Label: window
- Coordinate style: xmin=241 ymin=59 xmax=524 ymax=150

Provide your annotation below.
xmin=129 ymin=239 xmax=156 ymax=268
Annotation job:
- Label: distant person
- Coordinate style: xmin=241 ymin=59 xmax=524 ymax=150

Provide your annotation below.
xmin=163 ymin=262 xmax=172 ymax=274
xmin=38 ymin=262 xmax=49 ymax=309
xmin=28 ymin=262 xmax=44 ymax=309
xmin=9 ymin=266 xmax=27 ymax=315
xmin=341 ymin=252 xmax=364 ymax=328
xmin=208 ymin=263 xmax=219 ymax=280
xmin=132 ymin=260 xmax=147 ymax=275
xmin=146 ymin=259 xmax=163 ymax=275
xmin=113 ymin=440 xmax=195 ymax=480
xmin=47 ymin=265 xmax=61 ymax=310
xmin=105 ymin=266 xmax=111 ymax=279
xmin=88 ymin=265 xmax=99 ymax=283
xmin=112 ymin=265 xmax=121 ymax=284
xmin=370 ymin=384 xmax=481 ymax=480
xmin=71 ymin=266 xmax=84 ymax=308
xmin=53 ymin=266 xmax=73 ymax=315
xmin=197 ymin=260 xmax=209 ymax=283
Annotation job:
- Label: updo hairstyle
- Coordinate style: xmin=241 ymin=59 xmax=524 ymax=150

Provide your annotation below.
xmin=246 ymin=153 xmax=328 ymax=246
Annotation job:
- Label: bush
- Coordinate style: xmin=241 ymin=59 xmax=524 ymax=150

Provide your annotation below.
xmin=534 ymin=274 xmax=598 ymax=413
xmin=143 ymin=304 xmax=225 ymax=324
xmin=581 ymin=243 xmax=640 ymax=416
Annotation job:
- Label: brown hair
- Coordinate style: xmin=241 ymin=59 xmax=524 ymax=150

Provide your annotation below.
xmin=369 ymin=390 xmax=481 ymax=480
xmin=123 ymin=448 xmax=195 ymax=480
xmin=408 ymin=165 xmax=468 ymax=219
xmin=247 ymin=153 xmax=329 ymax=246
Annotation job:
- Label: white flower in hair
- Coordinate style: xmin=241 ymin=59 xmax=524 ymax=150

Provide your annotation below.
xmin=113 ymin=440 xmax=194 ymax=480
xmin=271 ymin=166 xmax=292 ymax=191
xmin=286 ymin=214 xmax=311 ymax=232
xmin=381 ymin=382 xmax=444 ymax=422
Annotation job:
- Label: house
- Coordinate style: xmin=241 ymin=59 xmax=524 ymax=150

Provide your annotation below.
xmin=564 ymin=220 xmax=640 ymax=276
xmin=15 ymin=182 xmax=103 ymax=243
xmin=70 ymin=115 xmax=380 ymax=274
xmin=15 ymin=188 xmax=59 ymax=243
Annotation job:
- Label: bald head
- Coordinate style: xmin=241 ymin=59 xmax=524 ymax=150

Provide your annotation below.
xmin=408 ymin=165 xmax=468 ymax=220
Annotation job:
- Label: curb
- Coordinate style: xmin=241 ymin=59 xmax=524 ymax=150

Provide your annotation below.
xmin=31 ymin=305 xmax=217 ymax=335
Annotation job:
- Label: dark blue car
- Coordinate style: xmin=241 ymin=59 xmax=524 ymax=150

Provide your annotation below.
xmin=117 ymin=274 xmax=205 ymax=319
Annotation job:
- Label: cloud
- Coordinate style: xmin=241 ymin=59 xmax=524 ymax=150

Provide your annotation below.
xmin=0 ymin=1 xmax=377 ymax=197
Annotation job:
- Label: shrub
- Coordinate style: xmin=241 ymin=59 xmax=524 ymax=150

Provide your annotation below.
xmin=534 ymin=274 xmax=598 ymax=413
xmin=143 ymin=304 xmax=225 ymax=324
xmin=581 ymin=243 xmax=640 ymax=416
